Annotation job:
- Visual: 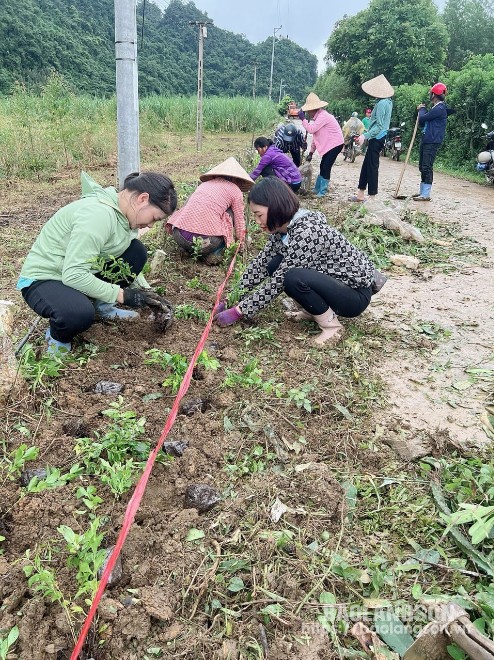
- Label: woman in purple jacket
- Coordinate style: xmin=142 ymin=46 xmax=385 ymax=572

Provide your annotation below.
xmin=250 ymin=137 xmax=302 ymax=192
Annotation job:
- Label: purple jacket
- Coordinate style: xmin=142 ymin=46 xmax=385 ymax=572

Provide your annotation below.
xmin=250 ymin=145 xmax=302 ymax=184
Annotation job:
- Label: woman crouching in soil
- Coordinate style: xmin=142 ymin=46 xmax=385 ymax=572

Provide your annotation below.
xmin=17 ymin=171 xmax=177 ymax=354
xmin=166 ymin=157 xmax=253 ymax=265
xmin=213 ymin=177 xmax=380 ymax=345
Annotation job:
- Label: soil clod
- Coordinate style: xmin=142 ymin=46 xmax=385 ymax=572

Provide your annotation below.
xmin=184 ymin=483 xmax=221 ymax=513
xmin=61 ymin=418 xmax=91 ymax=437
xmin=162 ymin=440 xmax=188 ymax=457
xmin=20 ymin=468 xmax=48 ymax=486
xmin=179 ymin=397 xmax=211 ymax=416
xmin=97 ymin=546 xmax=123 ymax=587
xmin=94 ymin=380 xmax=124 ymax=395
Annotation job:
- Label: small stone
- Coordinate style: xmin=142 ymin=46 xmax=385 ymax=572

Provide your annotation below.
xmin=97 ymin=547 xmax=123 ymax=587
xmin=149 ymin=249 xmax=167 ymax=277
xmin=62 ymin=418 xmax=90 ymax=438
xmin=179 ymin=397 xmax=211 ymax=416
xmin=184 ymin=484 xmax=221 ymax=513
xmin=94 ymin=381 xmax=123 ymax=395
xmin=390 ymin=254 xmax=420 ymax=270
xmin=162 ymin=441 xmax=188 ymax=457
xmin=20 ymin=468 xmax=48 ymax=486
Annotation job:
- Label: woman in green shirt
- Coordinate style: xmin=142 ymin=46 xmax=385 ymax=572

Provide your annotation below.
xmin=18 ymin=171 xmax=177 ymax=353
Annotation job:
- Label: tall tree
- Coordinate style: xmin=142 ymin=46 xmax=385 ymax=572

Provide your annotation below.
xmin=326 ymin=0 xmax=449 ymax=91
xmin=443 ymin=0 xmax=494 ymax=70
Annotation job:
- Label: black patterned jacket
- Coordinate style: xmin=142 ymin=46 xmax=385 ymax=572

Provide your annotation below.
xmin=237 ymin=209 xmax=375 ymax=318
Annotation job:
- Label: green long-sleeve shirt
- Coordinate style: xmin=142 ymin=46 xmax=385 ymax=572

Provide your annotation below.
xmin=17 ymin=172 xmax=138 ymax=303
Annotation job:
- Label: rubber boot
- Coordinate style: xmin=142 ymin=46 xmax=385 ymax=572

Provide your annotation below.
xmin=94 ymin=301 xmax=139 ymax=320
xmin=312 ymin=309 xmax=344 ymax=346
xmin=414 ymin=183 xmax=432 ymax=201
xmin=316 ymin=177 xmax=330 ymax=198
xmin=412 ymin=182 xmax=424 ymax=199
xmin=45 ymin=328 xmax=71 ymax=355
xmin=202 ymin=245 xmax=225 ymax=266
xmin=284 ymin=300 xmax=313 ymax=321
xmin=312 ymin=175 xmax=322 ymax=194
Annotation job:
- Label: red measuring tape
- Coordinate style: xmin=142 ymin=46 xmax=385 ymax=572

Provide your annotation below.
xmin=70 ymin=245 xmax=240 ymax=659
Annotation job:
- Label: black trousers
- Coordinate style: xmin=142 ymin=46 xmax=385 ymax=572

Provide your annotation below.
xmin=288 ymin=146 xmax=302 ymax=167
xmin=267 ymin=255 xmax=372 ymax=317
xmin=419 ymin=142 xmax=441 ymax=184
xmin=259 ymin=167 xmax=302 ymax=193
xmin=22 ymin=239 xmax=147 ymax=343
xmin=358 ymin=137 xmax=385 ymax=196
xmin=320 ymin=144 xmax=343 ymax=180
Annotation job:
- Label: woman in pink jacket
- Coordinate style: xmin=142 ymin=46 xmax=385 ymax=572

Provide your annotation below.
xmin=298 ymin=93 xmax=344 ymax=198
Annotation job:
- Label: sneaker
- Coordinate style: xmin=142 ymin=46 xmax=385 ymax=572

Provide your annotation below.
xmin=45 ymin=328 xmax=71 ymax=354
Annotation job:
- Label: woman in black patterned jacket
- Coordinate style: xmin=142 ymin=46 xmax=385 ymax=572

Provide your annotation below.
xmin=214 ymin=177 xmax=379 ymax=345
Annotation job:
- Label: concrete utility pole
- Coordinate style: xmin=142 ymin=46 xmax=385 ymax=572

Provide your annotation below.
xmin=279 ymin=79 xmax=285 ymax=103
xmin=115 ymin=0 xmax=140 ymax=186
xmin=252 ymin=61 xmax=259 ymax=100
xmin=268 ymin=25 xmax=282 ymax=102
xmin=190 ymin=21 xmax=212 ymax=151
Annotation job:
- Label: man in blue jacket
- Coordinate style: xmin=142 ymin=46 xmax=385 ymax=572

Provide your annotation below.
xmin=414 ymin=82 xmax=455 ymax=201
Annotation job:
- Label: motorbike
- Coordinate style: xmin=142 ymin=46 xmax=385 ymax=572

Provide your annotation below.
xmin=476 ymin=122 xmax=494 ymax=184
xmin=342 ymin=133 xmax=362 ymax=163
xmin=382 ymin=122 xmax=405 ymax=161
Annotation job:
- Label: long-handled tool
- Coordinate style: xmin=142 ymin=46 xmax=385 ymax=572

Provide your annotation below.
xmin=393 ymin=113 xmax=419 ymax=199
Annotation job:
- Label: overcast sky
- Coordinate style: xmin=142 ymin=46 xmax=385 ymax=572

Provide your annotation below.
xmin=189 ymin=0 xmax=445 ymax=72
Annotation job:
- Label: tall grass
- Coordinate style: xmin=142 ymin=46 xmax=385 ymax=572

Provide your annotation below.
xmin=0 ymin=75 xmax=278 ymax=180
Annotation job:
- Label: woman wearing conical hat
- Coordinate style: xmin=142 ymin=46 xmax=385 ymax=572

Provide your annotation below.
xmin=350 ymin=74 xmax=394 ymax=203
xmin=166 ymin=157 xmax=253 ymax=265
xmin=297 ymin=92 xmax=344 ymax=198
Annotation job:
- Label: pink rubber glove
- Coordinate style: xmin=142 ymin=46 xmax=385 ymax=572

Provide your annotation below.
xmin=357 ymin=134 xmax=366 ymax=147
xmin=215 ymin=306 xmax=243 ymax=327
xmin=213 ymin=300 xmax=227 ymax=316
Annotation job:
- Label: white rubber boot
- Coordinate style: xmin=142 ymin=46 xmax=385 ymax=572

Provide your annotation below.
xmin=312 ymin=309 xmax=344 ymax=346
xmin=284 ymin=301 xmax=313 ymax=321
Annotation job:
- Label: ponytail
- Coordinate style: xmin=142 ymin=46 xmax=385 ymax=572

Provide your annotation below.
xmin=122 ymin=171 xmax=177 ymax=215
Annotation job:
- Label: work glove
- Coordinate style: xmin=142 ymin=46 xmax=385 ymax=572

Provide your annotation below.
xmin=305 ymin=152 xmax=313 ymax=163
xmin=297 ymin=109 xmax=305 ymax=121
xmin=123 ymin=287 xmax=172 ymax=310
xmin=356 ymin=134 xmax=366 ymax=147
xmin=214 ymin=306 xmax=243 ymax=327
xmin=213 ymin=300 xmax=227 ymax=316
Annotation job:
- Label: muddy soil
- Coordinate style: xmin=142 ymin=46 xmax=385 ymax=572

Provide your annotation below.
xmin=1 ymin=134 xmax=493 ymax=659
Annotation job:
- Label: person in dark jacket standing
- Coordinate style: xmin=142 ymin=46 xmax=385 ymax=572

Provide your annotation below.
xmin=413 ymin=82 xmax=454 ymax=201
xmin=273 ymin=123 xmax=307 ymax=167
xmin=250 ymin=137 xmax=302 ymax=192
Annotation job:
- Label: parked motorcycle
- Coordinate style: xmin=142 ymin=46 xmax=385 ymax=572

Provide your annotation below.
xmin=476 ymin=122 xmax=494 ymax=184
xmin=343 ymin=133 xmax=362 ymax=163
xmin=382 ymin=122 xmax=405 ymax=161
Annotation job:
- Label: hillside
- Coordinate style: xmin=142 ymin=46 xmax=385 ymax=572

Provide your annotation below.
xmin=0 ymin=0 xmax=317 ymax=101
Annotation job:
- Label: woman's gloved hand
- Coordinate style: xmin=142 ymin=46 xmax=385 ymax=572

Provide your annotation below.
xmin=123 ymin=288 xmax=171 ymax=309
xmin=356 ymin=134 xmax=366 ymax=147
xmin=297 ymin=109 xmax=305 ymax=121
xmin=213 ymin=300 xmax=227 ymax=316
xmin=214 ymin=306 xmax=243 ymax=327
xmin=305 ymin=152 xmax=313 ymax=162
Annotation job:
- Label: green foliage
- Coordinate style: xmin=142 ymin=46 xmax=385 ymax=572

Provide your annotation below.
xmin=327 ymin=0 xmax=448 ymax=89
xmin=277 ymin=95 xmax=293 ymax=117
xmin=0 ymin=626 xmax=18 ymax=660
xmin=443 ymin=0 xmax=494 ymax=70
xmin=25 ymin=464 xmax=83 ymax=493
xmin=89 ymin=254 xmax=135 ymax=284
xmin=58 ymin=518 xmax=106 ymax=598
xmin=185 ymin=276 xmax=211 ymax=293
xmin=0 ymin=0 xmax=317 ymax=100
xmin=225 ymin=444 xmax=275 ymax=476
xmin=174 ymin=303 xmax=209 ymax=322
xmin=2 ymin=444 xmax=39 ymax=481
xmin=144 ymin=349 xmax=219 ymax=393
xmin=19 ymin=345 xmax=67 ymax=391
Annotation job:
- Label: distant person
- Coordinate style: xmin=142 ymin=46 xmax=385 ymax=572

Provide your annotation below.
xmin=250 ymin=137 xmax=302 ymax=192
xmin=166 ymin=157 xmax=252 ymax=265
xmin=17 ymin=172 xmax=177 ymax=354
xmin=342 ymin=112 xmax=365 ymax=146
xmin=350 ymin=75 xmax=394 ymax=203
xmin=298 ymin=92 xmax=344 ymax=198
xmin=362 ymin=108 xmax=372 ymax=131
xmin=273 ymin=123 xmax=307 ymax=167
xmin=413 ymin=82 xmax=455 ymax=201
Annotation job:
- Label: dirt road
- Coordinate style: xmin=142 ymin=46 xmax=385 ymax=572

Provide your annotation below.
xmin=330 ymin=154 xmax=494 ymax=454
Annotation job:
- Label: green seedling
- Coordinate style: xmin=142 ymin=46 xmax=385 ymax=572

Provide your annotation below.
xmin=225 ymin=444 xmax=275 ymax=477
xmin=236 ymin=325 xmax=277 ymax=347
xmin=99 ymin=458 xmax=136 ymax=496
xmin=186 ymin=276 xmax=211 ymax=292
xmin=145 ymin=349 xmax=219 ymax=393
xmin=89 ymin=254 xmax=135 ymax=284
xmin=191 ymin=236 xmax=204 ymax=261
xmin=19 ymin=344 xmax=67 ymax=391
xmin=225 ymin=267 xmax=248 ymax=307
xmin=75 ymin=485 xmax=103 ymax=512
xmin=174 ymin=303 xmax=209 ymax=322
xmin=286 ymin=384 xmax=315 ymax=412
xmin=58 ymin=518 xmax=106 ymax=599
xmin=2 ymin=444 xmax=39 ymax=482
xmin=222 ymin=359 xmax=283 ymax=396
xmin=0 ymin=626 xmax=19 ymax=660
xmin=25 ymin=464 xmax=83 ymax=493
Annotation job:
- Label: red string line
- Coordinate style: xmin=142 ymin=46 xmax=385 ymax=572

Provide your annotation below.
xmin=70 ymin=245 xmax=240 ymax=659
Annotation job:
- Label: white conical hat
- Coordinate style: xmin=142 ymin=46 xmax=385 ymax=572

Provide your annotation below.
xmin=361 ymin=74 xmax=394 ymax=98
xmin=301 ymin=92 xmax=328 ymax=111
xmin=199 ymin=157 xmax=253 ymax=192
